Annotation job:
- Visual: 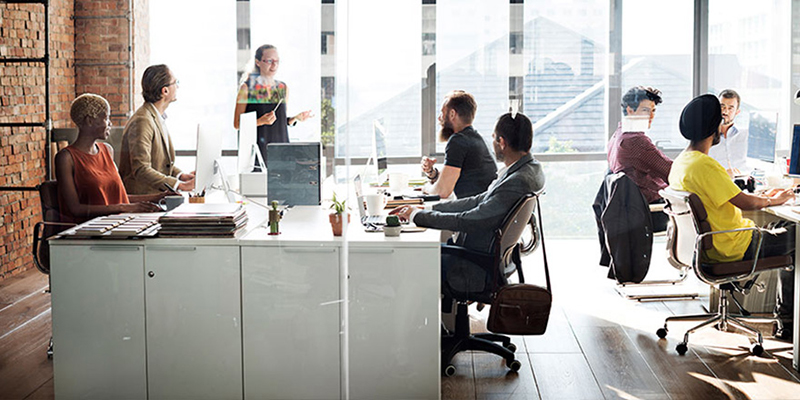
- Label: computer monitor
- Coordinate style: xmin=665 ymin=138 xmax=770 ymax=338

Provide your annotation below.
xmin=361 ymin=118 xmax=388 ymax=183
xmin=195 ymin=123 xmax=223 ymax=194
xmin=789 ymin=125 xmax=800 ymax=175
xmin=747 ymin=111 xmax=778 ymax=163
xmin=237 ymin=111 xmax=262 ymax=173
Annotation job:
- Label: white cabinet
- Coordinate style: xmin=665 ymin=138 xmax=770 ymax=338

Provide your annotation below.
xmin=348 ymin=246 xmax=440 ymax=400
xmin=144 ymin=244 xmax=242 ymax=400
xmin=241 ymin=245 xmax=341 ymax=400
xmin=51 ymin=244 xmax=147 ymax=399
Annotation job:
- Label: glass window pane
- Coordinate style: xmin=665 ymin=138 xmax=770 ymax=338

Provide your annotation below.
xmin=709 ymin=0 xmax=791 ymax=152
xmin=335 ymin=0 xmax=422 ymax=159
xmin=621 ymin=0 xmax=693 ymax=150
xmin=250 ymin=0 xmax=322 ymax=144
xmin=523 ymin=1 xmax=609 ymax=153
xmin=437 ymin=0 xmax=509 ymax=149
xmin=149 ymin=0 xmax=238 ymax=173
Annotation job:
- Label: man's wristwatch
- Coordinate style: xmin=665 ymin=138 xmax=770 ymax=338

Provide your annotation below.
xmin=427 ymin=167 xmax=439 ymax=183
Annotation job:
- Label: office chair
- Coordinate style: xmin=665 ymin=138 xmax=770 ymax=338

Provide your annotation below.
xmin=594 ymin=172 xmax=696 ymax=300
xmin=440 ymin=193 xmax=539 ymax=376
xmin=31 ymin=180 xmax=74 ymax=358
xmin=655 ymin=188 xmax=792 ymax=356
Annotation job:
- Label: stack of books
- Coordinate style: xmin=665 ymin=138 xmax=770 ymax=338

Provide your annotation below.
xmin=158 ymin=203 xmax=248 ymax=237
xmin=71 ymin=214 xmax=161 ymax=238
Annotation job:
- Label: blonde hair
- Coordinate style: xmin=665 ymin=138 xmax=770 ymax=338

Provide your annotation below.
xmin=70 ymin=94 xmax=110 ymax=127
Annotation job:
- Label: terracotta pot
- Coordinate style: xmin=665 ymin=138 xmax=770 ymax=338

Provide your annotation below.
xmin=329 ymin=213 xmax=350 ymax=236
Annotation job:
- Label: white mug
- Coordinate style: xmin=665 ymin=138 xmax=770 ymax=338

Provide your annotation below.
xmin=388 ymin=172 xmax=409 ymax=194
xmin=363 ymin=194 xmax=386 ymax=216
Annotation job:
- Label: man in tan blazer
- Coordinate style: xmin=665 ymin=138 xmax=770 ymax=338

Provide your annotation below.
xmin=119 ymin=64 xmax=195 ymax=194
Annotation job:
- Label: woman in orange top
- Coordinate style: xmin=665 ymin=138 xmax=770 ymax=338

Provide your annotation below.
xmin=56 ymin=94 xmax=164 ymax=223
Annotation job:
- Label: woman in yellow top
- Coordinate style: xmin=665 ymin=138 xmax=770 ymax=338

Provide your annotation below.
xmin=668 ymin=94 xmax=795 ymax=339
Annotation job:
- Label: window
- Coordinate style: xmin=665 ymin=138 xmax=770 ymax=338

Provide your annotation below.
xmin=621 ymin=0 xmax=693 ymax=150
xmin=709 ymin=0 xmax=791 ymax=150
xmin=523 ymin=0 xmax=609 ymax=153
xmin=437 ymin=0 xmax=509 ymax=150
xmin=149 ymin=0 xmax=238 ymax=172
xmin=335 ymin=0 xmax=421 ymax=158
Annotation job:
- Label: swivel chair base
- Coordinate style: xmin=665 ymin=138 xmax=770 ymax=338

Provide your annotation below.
xmin=656 ymin=283 xmax=778 ymax=356
xmin=441 ymin=302 xmax=521 ymax=377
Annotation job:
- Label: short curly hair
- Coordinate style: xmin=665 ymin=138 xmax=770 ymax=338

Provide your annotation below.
xmin=70 ymin=94 xmax=110 ymax=127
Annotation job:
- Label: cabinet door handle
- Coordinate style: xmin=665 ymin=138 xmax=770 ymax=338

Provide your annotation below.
xmin=350 ymin=248 xmax=395 ymax=254
xmin=89 ymin=246 xmax=141 ymax=251
xmin=282 ymin=248 xmax=336 ymax=253
xmin=147 ymin=246 xmax=197 ymax=252
xmin=148 ymin=271 xmax=155 ymax=278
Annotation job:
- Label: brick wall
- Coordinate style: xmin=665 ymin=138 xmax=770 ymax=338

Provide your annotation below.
xmin=74 ymin=0 xmax=133 ymax=126
xmin=0 ymin=0 xmax=75 ymax=279
xmin=0 ymin=0 xmax=151 ymax=279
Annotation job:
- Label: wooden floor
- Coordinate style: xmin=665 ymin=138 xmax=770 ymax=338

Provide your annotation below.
xmin=0 ymin=239 xmax=798 ymax=400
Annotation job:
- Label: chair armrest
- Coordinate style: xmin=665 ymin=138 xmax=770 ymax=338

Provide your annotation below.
xmin=441 ymin=244 xmax=495 ymax=274
xmin=694 ymin=226 xmax=763 ymax=285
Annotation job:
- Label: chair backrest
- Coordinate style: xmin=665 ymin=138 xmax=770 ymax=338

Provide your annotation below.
xmin=494 ymin=193 xmax=538 ymax=276
xmin=660 ymin=188 xmax=715 ymax=270
xmin=39 ymin=180 xmax=61 ymax=226
xmin=33 ymin=180 xmax=66 ymax=274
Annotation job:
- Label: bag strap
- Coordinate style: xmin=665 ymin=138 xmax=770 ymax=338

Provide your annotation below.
xmin=535 ymin=194 xmax=552 ymax=292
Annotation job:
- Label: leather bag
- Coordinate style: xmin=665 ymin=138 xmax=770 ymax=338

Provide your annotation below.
xmin=487 ymin=196 xmax=552 ymax=335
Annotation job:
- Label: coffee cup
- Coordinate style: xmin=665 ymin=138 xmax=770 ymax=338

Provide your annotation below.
xmin=362 ymin=194 xmax=386 ymax=216
xmin=389 ymin=172 xmax=409 ymax=195
xmin=159 ymin=195 xmax=185 ymax=211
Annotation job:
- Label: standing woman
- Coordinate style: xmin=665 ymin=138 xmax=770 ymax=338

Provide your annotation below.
xmin=56 ymin=94 xmax=164 ymax=223
xmin=233 ymin=44 xmax=313 ymax=161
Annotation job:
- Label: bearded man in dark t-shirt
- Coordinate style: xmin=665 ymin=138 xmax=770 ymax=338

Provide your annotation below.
xmin=421 ymin=90 xmax=498 ymax=198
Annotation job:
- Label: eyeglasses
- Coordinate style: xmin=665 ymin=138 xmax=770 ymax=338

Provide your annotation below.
xmin=165 ymin=80 xmax=179 ymax=88
xmin=260 ymin=59 xmax=280 ymax=66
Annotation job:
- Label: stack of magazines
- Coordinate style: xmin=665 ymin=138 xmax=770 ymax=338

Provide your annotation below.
xmin=158 ymin=203 xmax=248 ymax=237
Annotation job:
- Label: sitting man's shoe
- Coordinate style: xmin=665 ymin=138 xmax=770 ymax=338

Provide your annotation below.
xmin=774 ymin=321 xmax=793 ymax=341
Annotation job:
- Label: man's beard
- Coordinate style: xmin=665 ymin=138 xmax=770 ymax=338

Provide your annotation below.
xmin=493 ymin=140 xmax=504 ymax=162
xmin=439 ymin=124 xmax=455 ymax=142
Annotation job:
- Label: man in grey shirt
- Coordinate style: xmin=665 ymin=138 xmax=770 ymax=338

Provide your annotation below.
xmin=393 ymin=112 xmax=545 ymax=291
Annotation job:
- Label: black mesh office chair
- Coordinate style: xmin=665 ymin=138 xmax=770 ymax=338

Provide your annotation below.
xmin=656 ymin=188 xmax=792 ymax=356
xmin=440 ymin=193 xmax=540 ymax=376
xmin=32 ymin=180 xmax=74 ymax=358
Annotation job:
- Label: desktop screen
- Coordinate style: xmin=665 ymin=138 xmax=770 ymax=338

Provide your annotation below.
xmin=374 ymin=118 xmax=388 ymax=174
xmin=195 ymin=123 xmax=223 ymax=193
xmin=747 ymin=111 xmax=778 ymax=163
xmin=789 ymin=125 xmax=800 ymax=175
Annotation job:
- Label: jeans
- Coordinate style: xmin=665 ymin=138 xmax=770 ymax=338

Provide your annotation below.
xmin=742 ymin=221 xmax=795 ymax=329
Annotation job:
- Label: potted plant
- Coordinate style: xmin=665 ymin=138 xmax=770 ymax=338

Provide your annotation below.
xmin=329 ymin=192 xmax=349 ymax=236
xmin=384 ymin=215 xmax=402 ymax=237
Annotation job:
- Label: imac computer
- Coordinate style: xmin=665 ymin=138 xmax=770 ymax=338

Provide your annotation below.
xmin=747 ymin=111 xmax=778 ymax=164
xmin=361 ymin=118 xmax=388 ymax=183
xmin=789 ymin=125 xmax=800 ymax=176
xmin=195 ymin=123 xmax=223 ymax=194
xmin=237 ymin=111 xmax=263 ymax=173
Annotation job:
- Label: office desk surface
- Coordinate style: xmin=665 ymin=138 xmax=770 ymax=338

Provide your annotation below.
xmin=241 ymin=205 xmax=442 ymax=246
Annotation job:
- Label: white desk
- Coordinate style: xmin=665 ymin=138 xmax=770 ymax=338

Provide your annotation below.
xmin=761 ymin=205 xmax=800 ymax=371
xmin=50 ymin=205 xmax=441 ymax=400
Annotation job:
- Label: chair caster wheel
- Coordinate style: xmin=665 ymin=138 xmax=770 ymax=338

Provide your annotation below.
xmin=676 ymin=342 xmax=688 ymax=355
xmin=751 ymin=343 xmax=764 ymax=356
xmin=506 ymin=359 xmax=521 ymax=372
xmin=656 ymin=328 xmax=668 ymax=339
xmin=505 ymin=343 xmax=517 ymax=352
xmin=443 ymin=364 xmax=456 ymax=377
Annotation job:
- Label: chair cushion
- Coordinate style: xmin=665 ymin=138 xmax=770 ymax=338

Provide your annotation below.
xmin=701 ymin=255 xmax=792 ymax=279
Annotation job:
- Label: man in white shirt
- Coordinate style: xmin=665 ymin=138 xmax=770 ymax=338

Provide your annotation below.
xmin=708 ymin=89 xmax=748 ymax=176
